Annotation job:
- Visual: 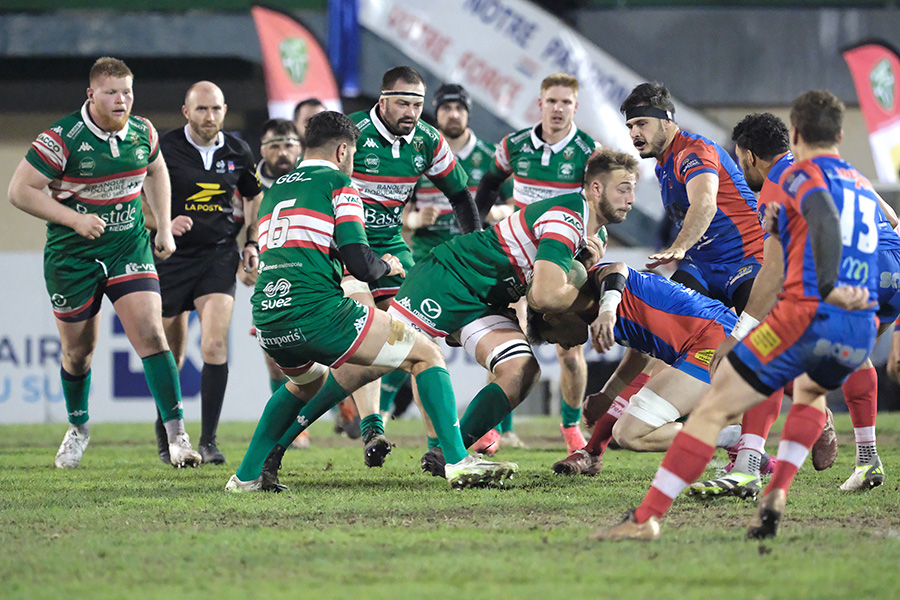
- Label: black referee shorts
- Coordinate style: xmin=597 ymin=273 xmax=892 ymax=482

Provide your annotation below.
xmin=157 ymin=242 xmax=240 ymax=317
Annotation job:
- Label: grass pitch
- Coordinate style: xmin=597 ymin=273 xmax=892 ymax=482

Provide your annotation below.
xmin=1 ymin=413 xmax=899 ymax=600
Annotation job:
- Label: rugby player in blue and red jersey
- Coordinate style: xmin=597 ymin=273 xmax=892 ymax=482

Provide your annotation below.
xmin=592 ymin=90 xmax=881 ymax=541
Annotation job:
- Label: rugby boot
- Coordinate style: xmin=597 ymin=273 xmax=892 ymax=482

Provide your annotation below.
xmin=688 ymin=472 xmax=761 ymax=499
xmin=55 ymin=425 xmax=90 ymax=469
xmin=499 ymin=431 xmax=528 ymax=449
xmin=336 ymin=398 xmax=362 ymax=439
xmin=552 ymin=449 xmax=603 ymax=476
xmin=225 ymin=473 xmax=287 ymax=493
xmin=589 ymin=510 xmax=661 ymax=541
xmin=444 ymin=454 xmax=518 ymax=489
xmin=291 ymin=430 xmax=311 ymax=449
xmin=199 ymin=438 xmax=226 ymax=465
xmin=363 ymin=431 xmax=392 ymax=467
xmin=746 ymin=488 xmax=787 ymax=539
xmin=168 ymin=432 xmax=202 ymax=469
xmin=421 ymin=447 xmax=446 ymax=478
xmin=811 ymin=407 xmax=838 ymax=471
xmin=839 ymin=456 xmax=885 ymax=491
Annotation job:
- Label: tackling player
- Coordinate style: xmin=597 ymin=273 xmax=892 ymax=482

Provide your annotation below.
xmin=225 ymin=111 xmax=516 ymax=492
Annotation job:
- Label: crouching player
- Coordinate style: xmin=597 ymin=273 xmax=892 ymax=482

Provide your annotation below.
xmin=590 ymin=90 xmax=881 ymax=541
xmin=225 ymin=112 xmax=516 ymax=491
xmin=529 ymin=263 xmax=771 ymax=488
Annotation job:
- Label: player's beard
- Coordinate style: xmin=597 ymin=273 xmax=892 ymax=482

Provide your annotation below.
xmin=440 ymin=121 xmax=466 ymax=140
xmin=638 ymin=126 xmax=668 ymax=159
xmin=599 ymin=189 xmax=629 ymax=224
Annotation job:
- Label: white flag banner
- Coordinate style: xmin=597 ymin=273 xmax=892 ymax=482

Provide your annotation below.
xmin=359 ymin=0 xmax=728 ymax=179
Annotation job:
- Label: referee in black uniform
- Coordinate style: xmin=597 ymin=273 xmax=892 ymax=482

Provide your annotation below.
xmin=149 ymin=81 xmax=262 ymax=465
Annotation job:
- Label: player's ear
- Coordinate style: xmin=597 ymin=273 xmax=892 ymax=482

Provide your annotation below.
xmin=86 ymin=87 xmax=94 ymax=101
xmin=182 ymin=105 xmax=189 ymax=120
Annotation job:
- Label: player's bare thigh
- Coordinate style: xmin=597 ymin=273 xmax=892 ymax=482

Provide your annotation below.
xmin=112 ymin=291 xmax=170 ymax=358
xmin=54 ymin=314 xmax=102 ymax=375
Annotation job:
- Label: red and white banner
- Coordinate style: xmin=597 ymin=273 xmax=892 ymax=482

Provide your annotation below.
xmin=843 ymin=41 xmax=900 ymax=183
xmin=359 ymin=0 xmax=728 ymax=184
xmin=251 ymin=5 xmax=342 ymax=119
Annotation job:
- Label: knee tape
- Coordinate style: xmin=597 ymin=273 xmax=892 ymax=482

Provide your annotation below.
xmin=372 ymin=318 xmax=417 ymax=368
xmin=624 ymin=387 xmax=680 ymax=428
xmin=286 ymin=362 xmax=328 ymax=385
xmin=484 ymin=339 xmax=534 ymax=374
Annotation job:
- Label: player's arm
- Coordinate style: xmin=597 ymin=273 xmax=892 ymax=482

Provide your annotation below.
xmin=241 ymin=191 xmax=263 ymax=280
xmin=474 ymin=169 xmax=508 ymax=222
xmin=8 ymin=158 xmax=106 ymax=239
xmin=582 ymin=347 xmax=650 ymax=428
xmin=143 ymin=152 xmax=176 ymax=259
xmin=648 ymin=172 xmax=718 ymax=268
xmin=877 ymin=191 xmax=899 ymax=229
xmin=709 ymin=234 xmax=784 ymax=377
xmin=587 ymin=262 xmax=628 ymax=353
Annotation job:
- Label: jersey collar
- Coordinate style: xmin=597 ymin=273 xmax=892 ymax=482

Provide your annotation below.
xmin=454 ymin=130 xmax=478 ymax=161
xmin=530 ymin=122 xmax=577 ymax=153
xmin=297 ymin=158 xmax=339 ymax=170
xmin=81 ymin=101 xmax=130 ymax=141
xmin=370 ymin=106 xmax=416 ymax=148
xmin=183 ymin=125 xmax=225 ymax=170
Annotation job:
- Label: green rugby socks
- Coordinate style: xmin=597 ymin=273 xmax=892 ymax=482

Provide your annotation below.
xmin=143 ymin=351 xmax=183 ymax=422
xmin=61 ymin=367 xmax=90 ymax=426
xmin=561 ymin=402 xmax=582 ymax=429
xmin=459 ymin=383 xmax=512 ymax=449
xmin=415 ymin=366 xmax=467 ymax=465
xmin=236 ymin=383 xmax=307 ymax=481
xmin=276 ymin=373 xmax=349 ymax=448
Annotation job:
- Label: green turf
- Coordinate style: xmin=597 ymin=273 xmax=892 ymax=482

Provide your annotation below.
xmin=1 ymin=413 xmax=899 ymax=600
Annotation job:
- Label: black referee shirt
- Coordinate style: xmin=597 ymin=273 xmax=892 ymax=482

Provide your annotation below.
xmin=160 ymin=126 xmax=261 ymax=252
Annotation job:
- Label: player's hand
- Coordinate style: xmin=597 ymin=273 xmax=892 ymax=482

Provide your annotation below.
xmin=709 ymin=336 xmax=738 ymax=379
xmin=582 ymin=390 xmax=614 ymax=429
xmin=170 ymin=215 xmax=193 ymax=236
xmin=73 ymin=213 xmax=106 ymax=240
xmin=241 ymin=245 xmax=259 ymax=284
xmin=590 ymin=310 xmax=617 ymax=353
xmin=153 ymin=230 xmax=176 ymax=260
xmin=823 ymin=286 xmax=878 ymax=311
xmin=419 ymin=206 xmax=441 ymax=227
xmin=382 ymin=253 xmax=405 ymax=278
xmin=646 ymin=245 xmax=686 ymax=270
xmin=583 ymin=236 xmax=606 ymax=266
xmin=237 ymin=265 xmax=255 ymax=287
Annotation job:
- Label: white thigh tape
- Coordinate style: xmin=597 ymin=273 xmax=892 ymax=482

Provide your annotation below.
xmin=624 ymin=387 xmax=681 ymax=428
xmin=341 ymin=278 xmax=371 ymax=298
xmin=459 ymin=314 xmax=522 ymax=360
xmin=484 ymin=339 xmax=534 ymax=374
xmin=287 ymin=362 xmax=328 ymax=385
xmin=372 ymin=318 xmax=417 ymax=368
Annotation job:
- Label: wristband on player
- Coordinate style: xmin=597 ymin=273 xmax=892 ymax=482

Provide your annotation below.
xmin=731 ymin=312 xmax=760 ymax=341
xmin=244 ymin=240 xmax=259 ymax=251
xmin=598 ymin=290 xmax=622 ymax=315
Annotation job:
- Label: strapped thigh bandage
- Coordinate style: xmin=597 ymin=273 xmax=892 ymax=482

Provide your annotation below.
xmin=458 ymin=314 xmax=521 ymax=360
xmin=341 ymin=278 xmax=371 ymax=298
xmin=623 ymin=387 xmax=681 ymax=428
xmin=284 ymin=362 xmax=328 ymax=385
xmin=372 ymin=317 xmax=418 ymax=368
xmin=484 ymin=339 xmax=535 ymax=374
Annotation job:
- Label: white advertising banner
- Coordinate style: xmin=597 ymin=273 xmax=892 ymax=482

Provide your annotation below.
xmin=359 ymin=0 xmax=729 ymax=175
xmin=2 ymin=252 xmax=636 ymax=425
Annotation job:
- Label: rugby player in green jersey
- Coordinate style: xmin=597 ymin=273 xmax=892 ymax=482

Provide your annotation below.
xmin=475 ymin=73 xmax=601 ymax=455
xmin=225 ymin=112 xmax=517 ymax=491
xmin=337 ymin=67 xmax=481 ymax=467
xmin=7 ymin=57 xmax=201 ymax=469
